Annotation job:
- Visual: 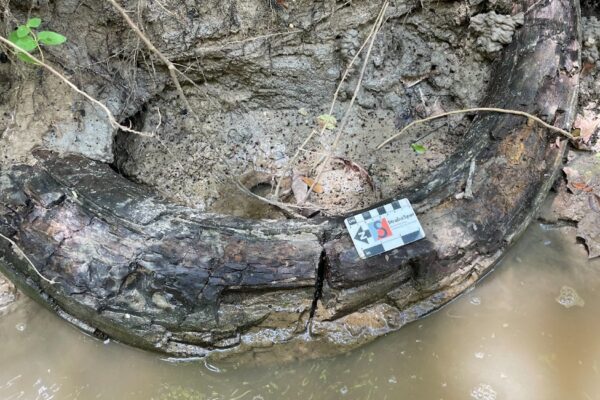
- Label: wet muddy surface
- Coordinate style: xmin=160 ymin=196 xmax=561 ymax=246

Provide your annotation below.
xmin=1 ymin=221 xmax=599 ymax=399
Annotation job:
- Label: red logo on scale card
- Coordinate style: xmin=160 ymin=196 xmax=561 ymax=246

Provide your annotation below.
xmin=368 ymin=217 xmax=392 ymax=241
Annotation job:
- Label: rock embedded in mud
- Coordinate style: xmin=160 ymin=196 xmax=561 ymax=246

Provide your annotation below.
xmin=548 ymin=151 xmax=600 ymax=259
xmin=0 ymin=273 xmax=17 ymax=312
xmin=577 ymin=214 xmax=600 ymax=259
xmin=470 ymin=11 xmax=524 ymax=55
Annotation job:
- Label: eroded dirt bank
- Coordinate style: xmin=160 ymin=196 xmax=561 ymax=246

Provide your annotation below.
xmin=1 ymin=0 xmax=526 ymax=216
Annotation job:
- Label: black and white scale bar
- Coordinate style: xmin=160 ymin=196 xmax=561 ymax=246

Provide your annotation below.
xmin=344 ymin=198 xmax=426 ymax=259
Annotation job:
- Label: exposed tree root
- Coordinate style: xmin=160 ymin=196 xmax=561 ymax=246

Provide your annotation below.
xmin=377 ymin=107 xmax=575 ymax=150
xmin=0 ymin=233 xmax=56 ymax=285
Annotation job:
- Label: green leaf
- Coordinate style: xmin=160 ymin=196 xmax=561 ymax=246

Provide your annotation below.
xmin=16 ymin=25 xmax=30 ymax=38
xmin=17 ymin=52 xmax=37 ymax=64
xmin=37 ymin=31 xmax=67 ymax=46
xmin=317 ymin=114 xmax=337 ymax=130
xmin=8 ymin=31 xmax=19 ymax=43
xmin=411 ymin=143 xmax=427 ymax=154
xmin=8 ymin=34 xmax=37 ymax=52
xmin=26 ymin=18 xmax=42 ymax=28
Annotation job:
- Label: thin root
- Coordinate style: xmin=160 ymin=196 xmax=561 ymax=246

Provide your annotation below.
xmin=376 ymin=107 xmax=574 ymax=150
xmin=0 ymin=232 xmax=57 ymax=285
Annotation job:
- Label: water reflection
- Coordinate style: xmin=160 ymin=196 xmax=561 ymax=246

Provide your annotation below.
xmin=0 ymin=223 xmax=599 ymax=400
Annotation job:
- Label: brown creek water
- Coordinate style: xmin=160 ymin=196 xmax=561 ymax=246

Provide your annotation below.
xmin=0 ymin=221 xmax=599 ymax=400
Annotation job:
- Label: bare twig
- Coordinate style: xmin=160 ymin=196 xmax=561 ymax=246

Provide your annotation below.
xmin=376 ymin=107 xmax=574 ymax=150
xmin=0 ymin=232 xmax=57 ymax=285
xmin=525 ymin=0 xmax=545 ymax=14
xmin=232 ymin=179 xmax=313 ymax=219
xmin=106 ymin=0 xmax=198 ymax=121
xmin=464 ymin=158 xmax=476 ymax=200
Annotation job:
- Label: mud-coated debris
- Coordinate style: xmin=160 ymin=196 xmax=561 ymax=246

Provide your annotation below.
xmin=0 ymin=274 xmax=17 ymax=313
xmin=470 ymin=11 xmax=524 ymax=55
xmin=332 ymin=157 xmax=375 ymax=191
xmin=573 ymin=111 xmax=600 ymax=145
xmin=577 ymin=213 xmax=600 ymax=258
xmin=339 ymin=29 xmax=361 ymax=63
xmin=556 ymin=286 xmax=585 ymax=308
xmin=291 ymin=172 xmax=309 ymax=204
xmin=306 ymin=156 xmax=377 ymax=214
xmin=583 ymin=17 xmax=600 ymax=66
xmin=547 ymin=150 xmax=600 ymax=258
xmin=106 ymin=1 xmax=495 ymax=216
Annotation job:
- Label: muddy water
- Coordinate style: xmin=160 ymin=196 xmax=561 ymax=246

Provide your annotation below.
xmin=1 ymin=222 xmax=599 ymax=400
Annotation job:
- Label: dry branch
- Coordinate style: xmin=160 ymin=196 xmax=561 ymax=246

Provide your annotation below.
xmin=376 ymin=107 xmax=574 ymax=150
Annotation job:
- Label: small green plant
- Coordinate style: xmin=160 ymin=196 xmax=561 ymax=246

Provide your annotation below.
xmin=317 ymin=114 xmax=337 ymax=130
xmin=411 ymin=143 xmax=427 ymax=154
xmin=8 ymin=17 xmax=66 ymax=64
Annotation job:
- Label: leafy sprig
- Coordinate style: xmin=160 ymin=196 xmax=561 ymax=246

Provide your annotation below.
xmin=8 ymin=18 xmax=66 ymax=64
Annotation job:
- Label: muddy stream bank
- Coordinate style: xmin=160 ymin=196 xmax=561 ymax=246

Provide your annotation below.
xmin=1 ymin=0 xmax=600 ymax=375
